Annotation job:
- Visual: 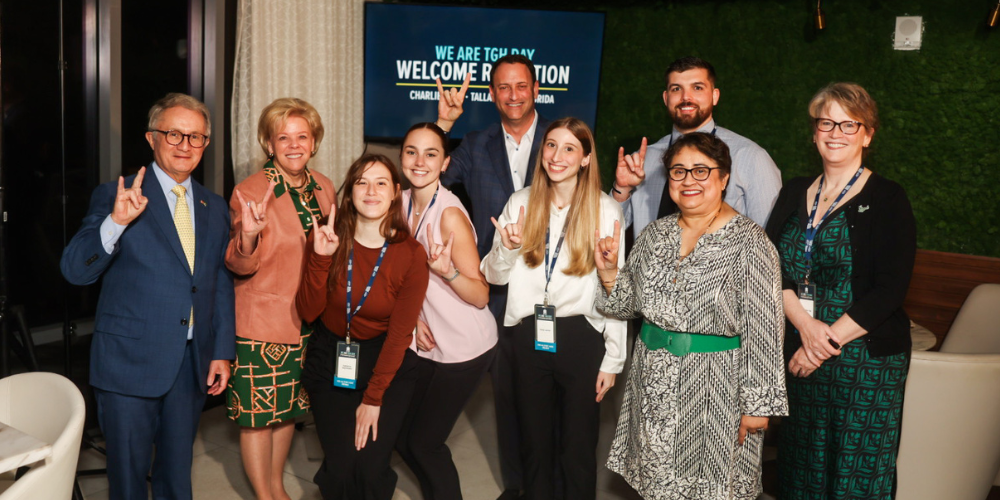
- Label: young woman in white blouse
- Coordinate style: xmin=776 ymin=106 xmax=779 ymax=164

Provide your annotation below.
xmin=481 ymin=117 xmax=626 ymax=500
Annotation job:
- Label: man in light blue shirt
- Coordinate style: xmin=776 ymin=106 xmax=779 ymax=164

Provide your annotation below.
xmin=612 ymin=56 xmax=781 ymax=239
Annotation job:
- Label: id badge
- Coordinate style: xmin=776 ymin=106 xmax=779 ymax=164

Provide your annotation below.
xmin=334 ymin=341 xmax=360 ymax=389
xmin=534 ymin=304 xmax=557 ymax=352
xmin=797 ymin=283 xmax=816 ymax=318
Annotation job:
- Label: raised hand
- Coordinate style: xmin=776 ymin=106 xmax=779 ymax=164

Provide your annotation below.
xmin=111 ymin=166 xmax=149 ymax=225
xmin=235 ymin=181 xmax=276 ymax=243
xmin=490 ymin=205 xmax=525 ymax=251
xmin=436 ymin=72 xmax=471 ymax=130
xmin=425 ymin=222 xmax=456 ymax=278
xmin=614 ymin=137 xmax=648 ymax=192
xmin=594 ymin=220 xmax=621 ymax=272
xmin=313 ymin=203 xmax=340 ymax=256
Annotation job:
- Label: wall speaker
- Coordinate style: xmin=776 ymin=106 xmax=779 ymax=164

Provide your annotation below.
xmin=894 ymin=16 xmax=923 ymax=51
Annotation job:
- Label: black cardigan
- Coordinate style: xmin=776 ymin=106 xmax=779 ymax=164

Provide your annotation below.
xmin=764 ymin=173 xmax=917 ymax=357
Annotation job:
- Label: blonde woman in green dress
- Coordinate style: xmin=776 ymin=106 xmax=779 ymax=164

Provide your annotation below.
xmin=225 ymin=98 xmax=336 ymax=500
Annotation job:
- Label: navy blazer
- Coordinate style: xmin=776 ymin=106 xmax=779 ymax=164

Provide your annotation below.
xmin=61 ymin=168 xmax=236 ymax=398
xmin=441 ymin=116 xmax=552 ymax=259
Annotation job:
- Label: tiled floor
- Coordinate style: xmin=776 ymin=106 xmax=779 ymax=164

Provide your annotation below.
xmin=74 ymin=376 xmax=647 ymax=500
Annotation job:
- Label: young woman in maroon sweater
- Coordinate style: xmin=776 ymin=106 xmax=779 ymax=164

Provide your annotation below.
xmin=297 ymin=153 xmax=429 ymax=499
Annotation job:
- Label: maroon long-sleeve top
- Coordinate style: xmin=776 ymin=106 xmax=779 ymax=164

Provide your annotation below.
xmin=296 ymin=237 xmax=429 ymax=406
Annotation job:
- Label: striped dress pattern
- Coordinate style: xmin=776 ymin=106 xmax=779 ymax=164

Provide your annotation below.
xmin=601 ymin=214 xmax=788 ymax=500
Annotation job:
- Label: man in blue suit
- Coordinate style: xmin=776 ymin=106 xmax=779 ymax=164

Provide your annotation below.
xmin=61 ymin=93 xmax=235 ymax=500
xmin=436 ymin=54 xmax=550 ymax=500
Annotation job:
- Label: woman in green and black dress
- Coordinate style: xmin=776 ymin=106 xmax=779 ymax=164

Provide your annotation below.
xmin=225 ymin=98 xmax=336 ymax=500
xmin=766 ymin=83 xmax=916 ymax=499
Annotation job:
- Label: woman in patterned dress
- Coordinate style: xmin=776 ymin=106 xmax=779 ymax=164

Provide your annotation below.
xmin=767 ymin=83 xmax=916 ymax=499
xmin=225 ymin=98 xmax=336 ymax=500
xmin=596 ymin=132 xmax=787 ymax=500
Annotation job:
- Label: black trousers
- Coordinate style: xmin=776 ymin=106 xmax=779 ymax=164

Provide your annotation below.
xmin=511 ymin=315 xmax=605 ymax=500
xmin=489 ymin=301 xmax=525 ymax=492
xmin=396 ymin=346 xmax=496 ymax=500
xmin=303 ymin=326 xmax=419 ymax=500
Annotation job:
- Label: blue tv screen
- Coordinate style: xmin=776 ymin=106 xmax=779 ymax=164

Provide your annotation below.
xmin=364 ymin=3 xmax=606 ymax=140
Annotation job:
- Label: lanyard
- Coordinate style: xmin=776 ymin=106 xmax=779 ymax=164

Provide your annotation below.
xmin=543 ymin=225 xmax=568 ymax=306
xmin=406 ymin=185 xmax=439 ymax=240
xmin=345 ymin=240 xmax=389 ymax=342
xmin=668 ymin=126 xmax=717 ymax=148
xmin=803 ymin=165 xmax=864 ymax=282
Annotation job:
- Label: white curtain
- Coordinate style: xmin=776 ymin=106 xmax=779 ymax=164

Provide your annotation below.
xmin=232 ymin=0 xmax=368 ymax=186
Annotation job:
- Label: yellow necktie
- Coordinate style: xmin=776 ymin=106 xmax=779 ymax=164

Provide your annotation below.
xmin=172 ymin=185 xmax=195 ymax=327
xmin=171 ymin=185 xmax=196 ymax=273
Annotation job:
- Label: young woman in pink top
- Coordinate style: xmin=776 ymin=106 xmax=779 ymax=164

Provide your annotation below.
xmin=395 ymin=122 xmax=499 ymax=499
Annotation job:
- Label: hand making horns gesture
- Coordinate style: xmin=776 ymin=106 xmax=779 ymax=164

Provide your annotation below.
xmin=594 ymin=219 xmax=622 ymax=272
xmin=614 ymin=137 xmax=648 ymax=193
xmin=424 ymin=222 xmax=456 ymax=278
xmin=111 ymin=166 xmax=149 ymax=225
xmin=490 ymin=205 xmax=525 ymax=251
xmin=436 ymin=72 xmax=471 ymax=128
xmin=313 ymin=203 xmax=340 ymax=256
xmin=594 ymin=220 xmax=622 ymax=292
xmin=234 ymin=181 xmax=277 ymax=242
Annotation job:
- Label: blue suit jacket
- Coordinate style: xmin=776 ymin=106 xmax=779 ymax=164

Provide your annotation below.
xmin=441 ymin=116 xmax=551 ymax=259
xmin=440 ymin=116 xmax=551 ymax=317
xmin=61 ymin=169 xmax=236 ymax=398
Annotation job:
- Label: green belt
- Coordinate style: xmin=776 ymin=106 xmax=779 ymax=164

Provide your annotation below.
xmin=640 ymin=321 xmax=741 ymax=357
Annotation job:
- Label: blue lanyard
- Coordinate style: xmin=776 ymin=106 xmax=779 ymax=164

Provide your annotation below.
xmin=345 ymin=240 xmax=389 ymax=342
xmin=668 ymin=126 xmax=717 ymax=148
xmin=803 ymin=165 xmax=864 ymax=282
xmin=543 ymin=225 xmax=568 ymax=306
xmin=406 ymin=185 xmax=439 ymax=240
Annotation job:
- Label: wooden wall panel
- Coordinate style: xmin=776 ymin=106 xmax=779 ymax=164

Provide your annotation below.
xmin=904 ymin=250 xmax=1000 ymax=346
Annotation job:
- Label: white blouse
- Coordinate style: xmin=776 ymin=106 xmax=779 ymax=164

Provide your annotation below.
xmin=481 ymin=188 xmax=627 ymax=374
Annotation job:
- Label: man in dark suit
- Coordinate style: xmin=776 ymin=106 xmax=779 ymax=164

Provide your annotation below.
xmin=436 ymin=54 xmax=550 ymax=500
xmin=61 ymin=93 xmax=235 ymax=500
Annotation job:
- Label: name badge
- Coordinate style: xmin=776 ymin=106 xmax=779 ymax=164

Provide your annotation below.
xmin=797 ymin=283 xmax=816 ymax=318
xmin=334 ymin=341 xmax=360 ymax=389
xmin=534 ymin=304 xmax=557 ymax=352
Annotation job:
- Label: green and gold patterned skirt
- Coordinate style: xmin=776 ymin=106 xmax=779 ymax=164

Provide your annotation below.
xmin=226 ymin=324 xmax=311 ymax=427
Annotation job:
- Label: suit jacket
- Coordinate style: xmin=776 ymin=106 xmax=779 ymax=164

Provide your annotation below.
xmin=441 ymin=116 xmax=552 ymax=259
xmin=225 ymin=168 xmax=336 ymax=345
xmin=61 ymin=168 xmax=236 ymax=398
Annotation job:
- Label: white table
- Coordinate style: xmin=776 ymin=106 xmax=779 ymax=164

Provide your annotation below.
xmin=0 ymin=422 xmax=52 ymax=474
xmin=910 ymin=321 xmax=937 ymax=351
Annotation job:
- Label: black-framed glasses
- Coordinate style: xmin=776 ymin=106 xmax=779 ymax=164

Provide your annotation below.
xmin=150 ymin=129 xmax=209 ymax=148
xmin=814 ymin=118 xmax=865 ymax=135
xmin=668 ymin=166 xmax=722 ymax=182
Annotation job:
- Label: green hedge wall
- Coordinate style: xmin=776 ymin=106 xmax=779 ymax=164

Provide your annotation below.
xmin=401 ymin=0 xmax=1000 ymax=257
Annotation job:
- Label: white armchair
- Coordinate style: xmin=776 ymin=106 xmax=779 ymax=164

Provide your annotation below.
xmin=938 ymin=283 xmax=1000 ymax=487
xmin=895 ymin=351 xmax=1000 ymax=500
xmin=0 ymin=372 xmax=86 ymax=499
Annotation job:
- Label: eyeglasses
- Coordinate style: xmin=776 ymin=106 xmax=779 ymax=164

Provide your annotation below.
xmin=814 ymin=119 xmax=865 ymax=135
xmin=150 ymin=129 xmax=209 ymax=148
xmin=668 ymin=166 xmax=722 ymax=182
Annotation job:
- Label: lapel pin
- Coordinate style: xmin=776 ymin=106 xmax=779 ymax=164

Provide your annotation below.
xmin=858 ymin=205 xmax=870 ymax=213
xmin=200 ymin=200 xmax=207 ymax=207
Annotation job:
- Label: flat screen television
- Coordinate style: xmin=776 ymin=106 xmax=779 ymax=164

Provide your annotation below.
xmin=364 ymin=3 xmax=606 ymax=141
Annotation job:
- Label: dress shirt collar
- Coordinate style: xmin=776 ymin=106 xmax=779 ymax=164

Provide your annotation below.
xmin=671 ymin=118 xmax=718 ymax=143
xmin=502 ymin=111 xmax=539 ymax=147
xmin=150 ymin=161 xmax=193 ymax=201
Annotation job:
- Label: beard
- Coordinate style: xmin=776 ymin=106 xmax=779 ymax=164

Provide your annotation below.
xmin=671 ymin=102 xmax=713 ymax=130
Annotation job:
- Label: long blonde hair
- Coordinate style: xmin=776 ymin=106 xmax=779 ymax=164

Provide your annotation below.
xmin=521 ymin=118 xmax=602 ymax=276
